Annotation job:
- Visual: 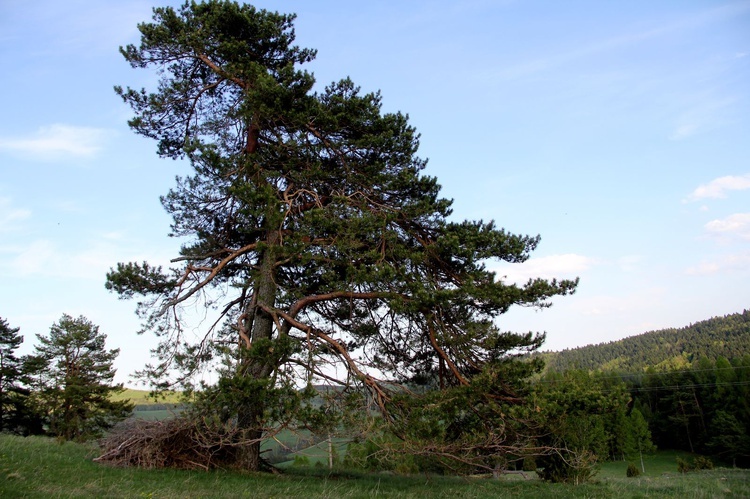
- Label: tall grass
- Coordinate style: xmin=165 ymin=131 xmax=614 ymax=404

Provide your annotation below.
xmin=1 ymin=435 xmax=747 ymax=498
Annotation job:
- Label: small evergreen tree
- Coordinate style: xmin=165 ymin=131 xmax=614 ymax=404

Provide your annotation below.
xmin=31 ymin=314 xmax=133 ymax=440
xmin=626 ymin=462 xmax=640 ymax=477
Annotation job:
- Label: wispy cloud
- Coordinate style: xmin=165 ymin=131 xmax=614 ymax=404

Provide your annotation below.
xmin=0 ymin=124 xmax=114 ymax=161
xmin=11 ymin=240 xmax=56 ymax=276
xmin=704 ymin=213 xmax=750 ymax=240
xmin=669 ymin=97 xmax=736 ymax=141
xmin=494 ymin=253 xmax=593 ymax=284
xmin=0 ymin=233 xmax=176 ymax=281
xmin=686 ymin=174 xmax=750 ymax=201
xmin=491 ymin=1 xmax=750 ymax=81
xmin=0 ymin=198 xmax=31 ymax=232
xmin=576 ymin=286 xmax=667 ymax=317
xmin=686 ymin=252 xmax=750 ymax=275
xmin=618 ymin=255 xmax=645 ymax=273
xmin=1 ymin=1 xmax=153 ymax=58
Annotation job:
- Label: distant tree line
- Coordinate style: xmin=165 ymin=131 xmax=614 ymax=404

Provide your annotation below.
xmin=541 ymin=310 xmax=750 ymax=373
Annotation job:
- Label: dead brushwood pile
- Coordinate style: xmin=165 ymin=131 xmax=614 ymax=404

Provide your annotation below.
xmin=95 ymin=416 xmax=253 ymax=470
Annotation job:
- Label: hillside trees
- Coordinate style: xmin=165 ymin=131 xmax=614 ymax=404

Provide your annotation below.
xmin=31 ymin=314 xmax=133 ymax=441
xmin=106 ymin=1 xmax=577 ymax=471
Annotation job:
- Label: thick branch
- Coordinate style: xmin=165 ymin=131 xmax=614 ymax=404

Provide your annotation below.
xmin=170 ymin=243 xmax=257 ymax=308
xmin=196 ymin=53 xmax=247 ymax=89
xmin=427 ymin=316 xmax=469 ymax=386
xmin=259 ymin=304 xmax=392 ymax=414
xmin=288 ymin=291 xmax=388 ymax=318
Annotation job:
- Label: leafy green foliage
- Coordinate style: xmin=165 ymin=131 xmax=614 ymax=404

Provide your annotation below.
xmin=29 ymin=315 xmax=133 ymax=441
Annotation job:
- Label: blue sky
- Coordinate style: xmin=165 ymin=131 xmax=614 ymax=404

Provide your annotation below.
xmin=1 ymin=0 xmax=748 ymax=385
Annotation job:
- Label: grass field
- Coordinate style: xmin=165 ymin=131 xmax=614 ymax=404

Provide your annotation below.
xmin=1 ymin=435 xmax=748 ymax=498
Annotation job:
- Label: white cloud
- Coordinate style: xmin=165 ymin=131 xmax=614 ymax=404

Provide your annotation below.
xmin=704 ymin=213 xmax=750 ymax=240
xmin=0 ymin=124 xmax=114 ymax=161
xmin=686 ymin=174 xmax=750 ymax=201
xmin=494 ymin=253 xmax=594 ymax=284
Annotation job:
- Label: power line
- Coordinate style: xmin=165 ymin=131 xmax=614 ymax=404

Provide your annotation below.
xmin=536 ymin=365 xmax=750 ymax=385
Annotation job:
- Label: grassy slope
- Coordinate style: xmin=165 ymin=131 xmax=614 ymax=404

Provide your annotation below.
xmin=2 ymin=435 xmax=748 ymax=498
xmin=111 ymin=388 xmax=184 ymax=405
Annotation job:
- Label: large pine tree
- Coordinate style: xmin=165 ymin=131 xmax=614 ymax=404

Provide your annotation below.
xmin=107 ymin=0 xmax=577 ymax=470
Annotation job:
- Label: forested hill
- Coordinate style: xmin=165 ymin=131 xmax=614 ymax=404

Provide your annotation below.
xmin=541 ymin=309 xmax=750 ymax=373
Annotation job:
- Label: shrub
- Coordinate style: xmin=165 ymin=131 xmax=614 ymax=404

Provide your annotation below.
xmin=677 ymin=456 xmax=714 ymax=473
xmin=537 ymin=449 xmax=598 ymax=484
xmin=626 ymin=462 xmax=640 ymax=477
xmin=693 ymin=456 xmax=714 ymax=470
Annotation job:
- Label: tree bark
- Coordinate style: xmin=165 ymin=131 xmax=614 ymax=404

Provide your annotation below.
xmin=237 ymin=228 xmax=279 ymax=470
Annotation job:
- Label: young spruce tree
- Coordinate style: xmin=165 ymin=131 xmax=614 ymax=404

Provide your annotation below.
xmin=107 ymin=1 xmax=577 ymax=471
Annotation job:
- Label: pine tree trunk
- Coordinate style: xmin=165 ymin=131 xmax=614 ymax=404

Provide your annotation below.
xmin=250 ymin=230 xmax=279 ymax=377
xmin=236 ymin=428 xmax=263 ymax=471
xmin=236 ymin=229 xmax=279 ymax=470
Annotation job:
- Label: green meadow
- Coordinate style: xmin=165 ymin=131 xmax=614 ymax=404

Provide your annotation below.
xmin=1 ymin=435 xmax=747 ymax=498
